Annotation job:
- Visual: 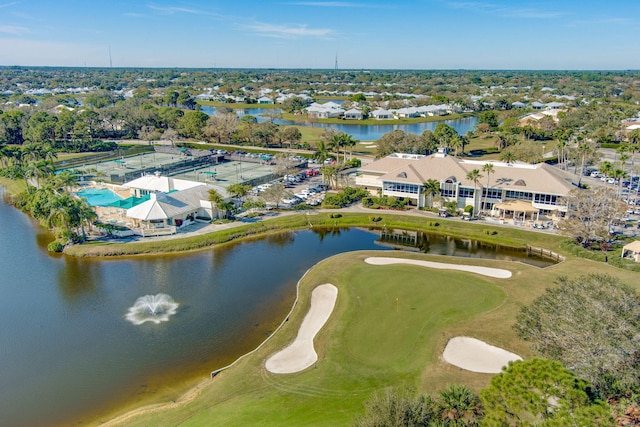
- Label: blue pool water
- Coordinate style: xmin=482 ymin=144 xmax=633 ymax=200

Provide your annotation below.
xmin=76 ymin=188 xmax=123 ymax=207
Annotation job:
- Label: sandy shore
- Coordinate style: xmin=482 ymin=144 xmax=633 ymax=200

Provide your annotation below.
xmin=265 ymin=284 xmax=338 ymax=374
xmin=442 ymin=336 xmax=522 ymax=373
xmin=364 ymin=256 xmax=512 ymax=278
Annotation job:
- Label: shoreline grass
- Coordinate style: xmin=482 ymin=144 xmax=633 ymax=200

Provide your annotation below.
xmin=62 ymin=211 xmax=568 ymax=258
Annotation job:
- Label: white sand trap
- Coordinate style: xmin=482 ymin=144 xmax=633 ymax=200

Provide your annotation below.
xmin=443 ymin=337 xmax=522 ymax=373
xmin=359 ymin=141 xmax=374 ymax=145
xmin=266 ymin=284 xmax=338 ymax=374
xmin=364 ymin=257 xmax=512 ymax=278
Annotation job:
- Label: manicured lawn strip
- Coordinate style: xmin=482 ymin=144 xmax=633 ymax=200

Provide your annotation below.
xmin=63 ymin=212 xmax=568 ymax=257
xmin=115 ymin=252 xmax=506 ymax=426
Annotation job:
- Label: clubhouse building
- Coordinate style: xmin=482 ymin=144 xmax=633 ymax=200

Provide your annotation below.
xmin=355 ymin=149 xmax=576 ymax=222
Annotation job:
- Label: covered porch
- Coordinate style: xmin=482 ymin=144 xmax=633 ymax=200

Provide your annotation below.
xmin=491 ymin=200 xmax=549 ymax=228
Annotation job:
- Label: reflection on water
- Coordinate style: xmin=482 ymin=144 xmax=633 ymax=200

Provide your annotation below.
xmin=376 ymin=228 xmax=555 ymax=267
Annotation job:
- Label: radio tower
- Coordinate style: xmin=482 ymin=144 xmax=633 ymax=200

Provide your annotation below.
xmin=334 ymin=53 xmax=338 ymax=71
xmin=109 ymin=46 xmax=113 ymax=67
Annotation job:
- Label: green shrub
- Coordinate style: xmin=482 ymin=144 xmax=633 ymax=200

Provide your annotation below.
xmin=484 ymin=229 xmax=498 ymax=235
xmin=330 ymin=213 xmax=342 ymax=218
xmin=47 ymin=241 xmax=65 ymax=253
xmin=321 ymin=187 xmax=368 ymax=208
xmin=369 ymin=216 xmax=382 ymax=223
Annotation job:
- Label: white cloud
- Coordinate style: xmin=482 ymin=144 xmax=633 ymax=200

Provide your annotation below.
xmin=0 ymin=2 xmax=19 ymax=8
xmin=243 ymin=22 xmax=334 ymax=39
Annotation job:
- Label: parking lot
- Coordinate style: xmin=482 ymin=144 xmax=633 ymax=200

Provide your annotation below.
xmin=250 ymin=167 xmax=327 ymax=208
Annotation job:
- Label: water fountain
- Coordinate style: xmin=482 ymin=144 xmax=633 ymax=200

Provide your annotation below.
xmin=125 ymin=294 xmax=179 ymax=325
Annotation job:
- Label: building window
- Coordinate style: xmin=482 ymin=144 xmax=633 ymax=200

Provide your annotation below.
xmin=440 ymin=182 xmax=457 ymax=197
xmin=482 ymin=188 xmax=502 ymax=199
xmin=534 ymin=193 xmax=558 ymax=205
xmin=458 ymin=187 xmax=475 ymax=198
xmin=383 ymin=182 xmax=419 ymax=194
xmin=505 ymin=190 xmax=532 ymax=201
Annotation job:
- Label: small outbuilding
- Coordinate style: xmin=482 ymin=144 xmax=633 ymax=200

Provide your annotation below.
xmin=621 ymin=240 xmax=640 ymax=262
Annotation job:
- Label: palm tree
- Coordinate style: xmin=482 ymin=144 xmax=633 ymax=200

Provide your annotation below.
xmin=611 ymin=168 xmax=627 ymax=196
xmin=422 ymin=178 xmax=440 ymax=208
xmin=217 ymin=201 xmax=235 ymax=219
xmin=53 ymin=170 xmax=78 ymax=193
xmin=466 ymin=168 xmax=483 ymax=217
xmin=327 ymin=134 xmax=342 ymax=163
xmin=226 ymin=183 xmax=251 ymax=202
xmin=342 ymin=134 xmax=358 ymax=161
xmin=208 ymin=189 xmax=223 ymax=218
xmin=627 ymin=128 xmax=640 ymax=167
xmin=71 ymin=197 xmax=97 ymax=241
xmin=481 ymin=163 xmax=494 ymax=212
xmin=438 ymin=385 xmax=483 ymax=426
xmin=499 ymin=150 xmax=516 ymax=165
xmin=45 ymin=193 xmax=72 ymax=230
xmin=575 ymin=139 xmax=599 ymax=188
xmin=313 ymin=141 xmax=329 ymax=165
xmin=599 ymin=161 xmax=613 ymax=182
xmin=322 ymin=164 xmax=338 ymax=189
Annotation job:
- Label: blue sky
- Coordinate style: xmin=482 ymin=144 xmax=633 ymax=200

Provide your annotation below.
xmin=0 ymin=0 xmax=639 ymax=69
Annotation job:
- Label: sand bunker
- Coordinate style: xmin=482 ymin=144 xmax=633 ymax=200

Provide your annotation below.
xmin=364 ymin=257 xmax=512 ymax=278
xmin=265 ymin=284 xmax=338 ymax=374
xmin=442 ymin=337 xmax=522 ymax=373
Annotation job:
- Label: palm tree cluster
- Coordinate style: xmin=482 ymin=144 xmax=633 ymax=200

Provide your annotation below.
xmin=313 ymin=132 xmax=359 ymax=190
xmin=13 ymin=172 xmax=96 ymax=245
xmin=1 ymin=143 xmax=96 ymax=248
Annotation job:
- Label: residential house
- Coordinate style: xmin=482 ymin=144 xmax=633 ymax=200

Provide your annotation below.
xmin=305 ymin=102 xmax=345 ymax=119
xmin=370 ymin=108 xmax=393 ymax=120
xmin=257 ymin=96 xmax=274 ymax=104
xmin=344 ymin=108 xmax=364 ymax=120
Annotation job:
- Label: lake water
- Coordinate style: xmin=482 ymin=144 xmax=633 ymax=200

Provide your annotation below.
xmin=199 ymin=105 xmax=478 ymax=140
xmin=0 ymin=189 xmax=551 ymax=426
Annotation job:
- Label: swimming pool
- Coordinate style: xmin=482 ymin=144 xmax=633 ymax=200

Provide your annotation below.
xmin=76 ymin=187 xmax=123 ymax=207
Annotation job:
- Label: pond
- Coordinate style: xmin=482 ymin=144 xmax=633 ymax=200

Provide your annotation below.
xmin=0 ymin=190 xmax=551 ymax=426
xmin=199 ymin=105 xmax=478 ymax=140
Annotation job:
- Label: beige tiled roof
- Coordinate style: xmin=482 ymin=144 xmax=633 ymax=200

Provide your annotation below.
xmin=364 ymin=154 xmax=576 ymax=195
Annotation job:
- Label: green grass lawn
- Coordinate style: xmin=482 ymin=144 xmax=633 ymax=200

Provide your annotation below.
xmin=104 ymin=248 xmax=639 ymax=426
xmin=293 ymin=125 xmax=326 ymax=145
